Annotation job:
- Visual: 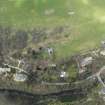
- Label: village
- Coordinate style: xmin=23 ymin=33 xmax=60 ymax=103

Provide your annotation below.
xmin=1 ymin=40 xmax=105 ymax=101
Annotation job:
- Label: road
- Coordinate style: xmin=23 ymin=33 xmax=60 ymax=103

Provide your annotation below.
xmin=87 ymin=66 xmax=105 ymax=88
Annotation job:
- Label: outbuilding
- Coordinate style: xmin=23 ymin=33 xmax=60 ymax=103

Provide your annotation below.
xmin=13 ymin=73 xmax=27 ymax=82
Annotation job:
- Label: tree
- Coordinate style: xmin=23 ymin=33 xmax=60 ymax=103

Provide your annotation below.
xmin=12 ymin=30 xmax=28 ymax=50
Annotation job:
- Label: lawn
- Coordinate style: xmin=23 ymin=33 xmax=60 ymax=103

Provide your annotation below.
xmin=50 ymin=0 xmax=105 ymax=59
xmin=0 ymin=0 xmax=68 ymax=28
xmin=0 ymin=0 xmax=105 ymax=59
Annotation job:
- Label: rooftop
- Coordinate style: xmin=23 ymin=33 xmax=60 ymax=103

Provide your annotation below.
xmin=13 ymin=73 xmax=27 ymax=82
xmin=80 ymin=57 xmax=93 ymax=67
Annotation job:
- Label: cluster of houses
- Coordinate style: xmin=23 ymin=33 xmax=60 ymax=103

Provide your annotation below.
xmin=0 ymin=41 xmax=105 ymax=102
xmin=0 ymin=67 xmax=27 ymax=82
xmin=1 ymin=41 xmax=105 ymax=84
xmin=73 ymin=41 xmax=105 ymax=79
xmin=71 ymin=41 xmax=105 ymax=101
xmin=0 ymin=46 xmax=56 ymax=83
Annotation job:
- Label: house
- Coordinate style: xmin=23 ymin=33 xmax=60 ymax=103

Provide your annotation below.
xmin=49 ymin=63 xmax=57 ymax=68
xmin=75 ymin=55 xmax=94 ymax=79
xmin=13 ymin=73 xmax=27 ymax=82
xmin=0 ymin=68 xmax=11 ymax=75
xmin=80 ymin=57 xmax=93 ymax=67
xmin=47 ymin=47 xmax=54 ymax=56
xmin=100 ymin=50 xmax=105 ymax=56
xmin=60 ymin=71 xmax=68 ymax=78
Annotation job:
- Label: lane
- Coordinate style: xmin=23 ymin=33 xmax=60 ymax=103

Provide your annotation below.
xmin=87 ymin=66 xmax=105 ymax=88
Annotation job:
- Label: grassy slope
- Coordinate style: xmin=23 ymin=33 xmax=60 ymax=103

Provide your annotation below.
xmin=0 ymin=0 xmax=105 ymax=59
xmin=51 ymin=0 xmax=105 ymax=59
xmin=0 ymin=0 xmax=67 ymax=28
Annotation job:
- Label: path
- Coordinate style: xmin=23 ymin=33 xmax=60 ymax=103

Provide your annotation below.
xmin=87 ymin=66 xmax=105 ymax=88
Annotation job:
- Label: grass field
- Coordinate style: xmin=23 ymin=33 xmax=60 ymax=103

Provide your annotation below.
xmin=1 ymin=0 xmax=105 ymax=59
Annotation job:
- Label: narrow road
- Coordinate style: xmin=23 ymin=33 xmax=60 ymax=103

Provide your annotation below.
xmin=87 ymin=66 xmax=105 ymax=88
xmin=3 ymin=63 xmax=27 ymax=73
xmin=41 ymin=82 xmax=70 ymax=86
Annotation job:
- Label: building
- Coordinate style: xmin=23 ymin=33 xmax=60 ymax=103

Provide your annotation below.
xmin=100 ymin=50 xmax=105 ymax=56
xmin=47 ymin=47 xmax=54 ymax=56
xmin=60 ymin=71 xmax=68 ymax=78
xmin=80 ymin=57 xmax=93 ymax=67
xmin=13 ymin=73 xmax=27 ymax=82
xmin=0 ymin=68 xmax=11 ymax=75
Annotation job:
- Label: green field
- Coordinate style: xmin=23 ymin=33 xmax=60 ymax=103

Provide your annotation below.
xmin=1 ymin=0 xmax=105 ymax=59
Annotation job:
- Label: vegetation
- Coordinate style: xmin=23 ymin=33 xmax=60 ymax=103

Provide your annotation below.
xmin=1 ymin=0 xmax=105 ymax=60
xmin=0 ymin=0 xmax=105 ymax=105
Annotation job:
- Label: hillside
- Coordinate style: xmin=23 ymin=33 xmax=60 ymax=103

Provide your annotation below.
xmin=0 ymin=0 xmax=105 ymax=105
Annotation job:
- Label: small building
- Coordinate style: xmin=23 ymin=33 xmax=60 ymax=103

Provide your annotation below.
xmin=47 ymin=47 xmax=54 ymax=56
xmin=49 ymin=64 xmax=57 ymax=68
xmin=100 ymin=50 xmax=105 ymax=56
xmin=80 ymin=57 xmax=93 ymax=67
xmin=0 ymin=68 xmax=11 ymax=75
xmin=60 ymin=71 xmax=68 ymax=78
xmin=13 ymin=73 xmax=27 ymax=82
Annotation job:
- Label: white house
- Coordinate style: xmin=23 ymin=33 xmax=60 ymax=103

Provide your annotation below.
xmin=47 ymin=47 xmax=54 ymax=56
xmin=0 ymin=68 xmax=11 ymax=75
xmin=60 ymin=71 xmax=68 ymax=78
xmin=13 ymin=73 xmax=27 ymax=82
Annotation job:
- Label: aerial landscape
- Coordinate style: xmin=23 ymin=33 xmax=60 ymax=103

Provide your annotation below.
xmin=1 ymin=0 xmax=105 ymax=105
